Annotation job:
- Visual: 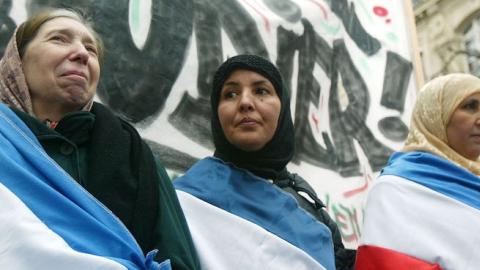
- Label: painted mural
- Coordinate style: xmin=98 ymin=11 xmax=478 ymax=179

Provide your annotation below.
xmin=2 ymin=0 xmax=418 ymax=248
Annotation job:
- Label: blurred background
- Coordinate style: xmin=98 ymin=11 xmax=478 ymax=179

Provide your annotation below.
xmin=414 ymin=0 xmax=480 ymax=80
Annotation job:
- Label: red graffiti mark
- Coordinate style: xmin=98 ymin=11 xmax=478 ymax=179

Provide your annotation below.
xmin=373 ymin=6 xmax=388 ymax=17
xmin=373 ymin=6 xmax=391 ymax=24
xmin=311 ymin=112 xmax=320 ymax=133
xmin=343 ymin=165 xmax=372 ymax=198
xmin=309 ymin=0 xmax=328 ymax=20
xmin=240 ymin=0 xmax=271 ymax=32
xmin=325 ymin=194 xmax=361 ymax=243
xmin=332 ymin=203 xmax=359 ymax=242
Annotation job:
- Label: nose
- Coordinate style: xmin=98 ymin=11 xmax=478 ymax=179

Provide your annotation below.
xmin=69 ymin=42 xmax=90 ymax=65
xmin=239 ymin=90 xmax=255 ymax=112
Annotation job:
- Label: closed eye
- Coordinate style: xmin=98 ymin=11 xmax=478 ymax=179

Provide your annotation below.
xmin=49 ymin=34 xmax=68 ymax=43
xmin=85 ymin=44 xmax=98 ymax=56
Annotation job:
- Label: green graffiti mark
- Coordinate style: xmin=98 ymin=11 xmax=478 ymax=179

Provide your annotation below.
xmin=386 ymin=32 xmax=399 ymax=43
xmin=130 ymin=0 xmax=141 ymax=33
xmin=318 ymin=20 xmax=341 ymax=35
xmin=324 ymin=194 xmax=362 ymax=243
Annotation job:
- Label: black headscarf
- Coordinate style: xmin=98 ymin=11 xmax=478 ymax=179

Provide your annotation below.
xmin=211 ymin=54 xmax=295 ymax=179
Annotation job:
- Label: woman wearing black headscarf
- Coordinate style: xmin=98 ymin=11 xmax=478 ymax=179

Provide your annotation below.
xmin=174 ymin=55 xmax=355 ymax=270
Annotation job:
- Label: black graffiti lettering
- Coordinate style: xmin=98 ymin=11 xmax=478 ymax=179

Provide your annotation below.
xmin=331 ymin=39 xmax=393 ymax=175
xmin=277 ymin=19 xmax=393 ymax=176
xmin=13 ymin=1 xmax=409 ymax=175
xmin=262 ymin=0 xmax=302 ymax=23
xmin=378 ymin=51 xmax=412 ymax=142
xmin=381 ymin=51 xmax=413 ymax=113
xmin=96 ymin=0 xmax=193 ymax=123
xmin=169 ymin=0 xmax=271 ymax=150
xmin=277 ymin=20 xmax=338 ymax=171
xmin=168 ymin=0 xmax=220 ymax=149
xmin=378 ymin=116 xmax=409 ymax=142
xmin=146 ymin=139 xmax=199 ymax=173
xmin=213 ymin=0 xmax=269 ymax=56
xmin=327 ymin=0 xmax=381 ymax=56
xmin=169 ymin=93 xmax=213 ymax=149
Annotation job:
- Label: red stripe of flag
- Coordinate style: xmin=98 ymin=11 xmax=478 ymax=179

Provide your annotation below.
xmin=355 ymin=245 xmax=443 ymax=270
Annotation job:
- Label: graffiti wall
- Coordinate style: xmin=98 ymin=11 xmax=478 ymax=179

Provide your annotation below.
xmin=3 ymin=0 xmax=419 ymax=248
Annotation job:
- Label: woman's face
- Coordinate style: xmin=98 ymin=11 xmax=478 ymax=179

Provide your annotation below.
xmin=447 ymin=92 xmax=480 ymax=160
xmin=218 ymin=69 xmax=281 ymax=152
xmin=22 ymin=17 xmax=100 ymax=116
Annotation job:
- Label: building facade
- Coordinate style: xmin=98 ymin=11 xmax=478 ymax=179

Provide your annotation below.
xmin=414 ymin=0 xmax=480 ymax=80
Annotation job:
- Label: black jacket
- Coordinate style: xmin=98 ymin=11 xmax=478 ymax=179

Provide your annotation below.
xmin=274 ymin=170 xmax=356 ymax=270
xmin=12 ymin=103 xmax=200 ymax=270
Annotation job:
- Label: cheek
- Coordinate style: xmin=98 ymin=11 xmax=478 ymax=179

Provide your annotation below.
xmin=217 ymin=105 xmax=232 ymax=131
xmin=90 ymin=63 xmax=101 ymax=85
xmin=447 ymin=114 xmax=470 ymax=142
xmin=265 ymin=103 xmax=282 ymax=133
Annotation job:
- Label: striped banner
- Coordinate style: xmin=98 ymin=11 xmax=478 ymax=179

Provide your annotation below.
xmin=0 ymin=103 xmax=169 ymax=270
xmin=175 ymin=157 xmax=335 ymax=270
xmin=357 ymin=152 xmax=480 ymax=270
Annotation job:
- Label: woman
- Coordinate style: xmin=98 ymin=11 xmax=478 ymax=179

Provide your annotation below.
xmin=356 ymin=73 xmax=480 ymax=269
xmin=174 ymin=54 xmax=355 ymax=270
xmin=0 ymin=9 xmax=199 ymax=270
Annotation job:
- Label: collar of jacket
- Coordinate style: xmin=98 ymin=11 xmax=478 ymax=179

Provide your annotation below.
xmin=10 ymin=107 xmax=95 ymax=145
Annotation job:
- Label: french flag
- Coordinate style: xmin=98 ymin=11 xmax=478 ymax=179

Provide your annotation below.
xmin=356 ymin=152 xmax=480 ymax=270
xmin=0 ymin=103 xmax=170 ymax=270
xmin=175 ymin=157 xmax=335 ymax=270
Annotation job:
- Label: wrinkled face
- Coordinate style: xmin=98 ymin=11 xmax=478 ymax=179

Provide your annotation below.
xmin=446 ymin=92 xmax=480 ymax=160
xmin=22 ymin=17 xmax=100 ymax=116
xmin=218 ymin=69 xmax=281 ymax=152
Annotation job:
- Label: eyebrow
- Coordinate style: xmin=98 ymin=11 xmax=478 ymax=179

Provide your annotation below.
xmin=45 ymin=28 xmax=96 ymax=44
xmin=223 ymin=79 xmax=270 ymax=87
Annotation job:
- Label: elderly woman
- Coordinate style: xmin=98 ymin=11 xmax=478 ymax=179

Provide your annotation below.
xmin=356 ymin=73 xmax=480 ymax=269
xmin=174 ymin=55 xmax=355 ymax=270
xmin=0 ymin=9 xmax=199 ymax=270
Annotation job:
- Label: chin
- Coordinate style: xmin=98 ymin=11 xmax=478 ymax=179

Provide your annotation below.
xmin=235 ymin=142 xmax=265 ymax=152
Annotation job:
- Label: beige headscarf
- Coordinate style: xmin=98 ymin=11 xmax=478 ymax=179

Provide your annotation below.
xmin=0 ymin=29 xmax=34 ymax=114
xmin=0 ymin=28 xmax=93 ymax=116
xmin=403 ymin=73 xmax=480 ymax=175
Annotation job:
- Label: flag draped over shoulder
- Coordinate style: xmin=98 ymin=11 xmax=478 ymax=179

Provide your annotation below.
xmin=356 ymin=151 xmax=480 ymax=270
xmin=174 ymin=157 xmax=335 ymax=270
xmin=0 ymin=103 xmax=170 ymax=270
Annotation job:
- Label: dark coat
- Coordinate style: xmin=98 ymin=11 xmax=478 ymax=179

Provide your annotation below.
xmin=275 ymin=170 xmax=356 ymax=270
xmin=12 ymin=103 xmax=200 ymax=270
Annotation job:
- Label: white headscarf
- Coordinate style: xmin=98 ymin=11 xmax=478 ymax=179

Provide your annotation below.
xmin=403 ymin=73 xmax=480 ymax=175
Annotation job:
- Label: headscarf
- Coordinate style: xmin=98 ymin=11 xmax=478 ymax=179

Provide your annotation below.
xmin=210 ymin=54 xmax=295 ymax=179
xmin=403 ymin=73 xmax=480 ymax=175
xmin=0 ymin=29 xmax=33 ymax=113
xmin=0 ymin=27 xmax=93 ymax=116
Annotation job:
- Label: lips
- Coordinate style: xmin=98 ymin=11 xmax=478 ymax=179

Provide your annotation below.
xmin=237 ymin=117 xmax=260 ymax=126
xmin=61 ymin=70 xmax=88 ymax=80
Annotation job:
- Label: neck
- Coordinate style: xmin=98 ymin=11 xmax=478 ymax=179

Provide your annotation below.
xmin=32 ymin=100 xmax=80 ymax=123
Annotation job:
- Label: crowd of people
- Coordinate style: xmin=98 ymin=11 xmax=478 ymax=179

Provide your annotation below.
xmin=1 ymin=7 xmax=478 ymax=270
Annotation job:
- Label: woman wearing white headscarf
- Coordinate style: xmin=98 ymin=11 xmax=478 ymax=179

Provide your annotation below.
xmin=356 ymin=73 xmax=480 ymax=270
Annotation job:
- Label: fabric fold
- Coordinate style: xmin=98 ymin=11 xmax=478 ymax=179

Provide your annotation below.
xmin=175 ymin=157 xmax=335 ymax=270
xmin=0 ymin=103 xmax=170 ymax=270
